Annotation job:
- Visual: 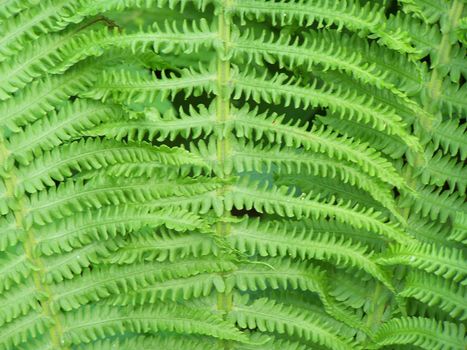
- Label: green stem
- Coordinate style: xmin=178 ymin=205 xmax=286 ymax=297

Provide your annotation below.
xmin=426 ymin=0 xmax=463 ymax=115
xmin=365 ymin=282 xmax=390 ymax=345
xmin=0 ymin=138 xmax=68 ymax=350
xmin=215 ymin=1 xmax=234 ymax=349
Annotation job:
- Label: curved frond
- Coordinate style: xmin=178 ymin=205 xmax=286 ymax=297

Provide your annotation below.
xmin=61 ymin=303 xmax=249 ymax=345
xmin=450 ymin=211 xmax=467 ymax=244
xmin=233 ymin=69 xmax=421 ymax=151
xmin=418 ymin=151 xmax=467 ymax=193
xmin=432 ymin=119 xmax=466 ymax=160
xmin=232 ymin=29 xmax=405 ymax=95
xmin=0 ymin=0 xmax=87 ymax=62
xmin=0 ymin=64 xmax=98 ymax=133
xmin=229 ymin=218 xmax=394 ymax=290
xmin=231 ymin=0 xmax=416 ymax=54
xmin=105 ymin=229 xmax=218 ymax=264
xmin=230 ymin=298 xmax=361 ymax=350
xmin=193 ymin=138 xmax=396 ymax=213
xmin=227 ymin=180 xmax=412 ymax=244
xmin=49 ymin=257 xmax=235 ymax=312
xmin=0 ymin=214 xmax=23 ymax=251
xmin=0 ymin=279 xmax=43 ymax=327
xmin=55 ymin=19 xmax=216 ymax=73
xmin=74 ymin=334 xmax=220 ymax=350
xmin=400 ymin=271 xmax=467 ymax=320
xmin=231 ymin=105 xmax=408 ymax=190
xmin=25 ymin=176 xmax=222 ymax=227
xmin=83 ymin=67 xmax=215 ymax=104
xmin=0 ymin=312 xmax=51 ymax=350
xmin=6 ymin=100 xmax=121 ymax=165
xmin=16 ymin=139 xmax=205 ymax=194
xmin=400 ymin=184 xmax=467 ymax=223
xmin=33 ymin=205 xmax=207 ymax=256
xmin=0 ymin=251 xmax=32 ymax=292
xmin=376 ymin=242 xmax=466 ymax=282
xmin=373 ymin=317 xmax=465 ymax=350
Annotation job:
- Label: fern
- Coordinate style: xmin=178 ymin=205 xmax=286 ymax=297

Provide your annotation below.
xmin=0 ymin=0 xmax=466 ymax=349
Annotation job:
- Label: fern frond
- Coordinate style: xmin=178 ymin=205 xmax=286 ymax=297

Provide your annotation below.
xmin=235 ymin=335 xmax=315 ymax=350
xmin=109 ymin=273 xmax=224 ymax=305
xmin=0 ymin=312 xmax=52 ymax=350
xmin=437 ymin=80 xmax=467 ymax=117
xmin=231 ymin=0 xmax=416 ymax=54
xmin=406 ymin=214 xmax=452 ymax=246
xmin=16 ymin=139 xmax=204 ymax=194
xmin=75 ymin=334 xmax=220 ymax=350
xmin=400 ymin=271 xmax=467 ymax=320
xmin=90 ymin=103 xmax=217 ymax=141
xmin=226 ymin=257 xmax=370 ymax=332
xmin=431 ymin=118 xmax=467 ymax=160
xmin=228 ymin=180 xmax=412 ymax=244
xmin=450 ymin=211 xmax=467 ymax=244
xmin=314 ymin=69 xmax=419 ymax=127
xmin=106 ymin=229 xmax=217 ymax=264
xmin=26 ymin=172 xmax=222 ymax=225
xmin=230 ymin=298 xmax=361 ymax=350
xmin=441 ymin=43 xmax=467 ymax=83
xmin=0 ymin=251 xmax=32 ymax=292
xmin=0 ymin=28 xmax=85 ymax=98
xmin=61 ymin=303 xmax=249 ymax=345
xmin=0 ymin=279 xmax=43 ymax=327
xmin=231 ymin=105 xmax=408 ymax=190
xmin=457 ymin=16 xmax=467 ymax=44
xmin=0 ymin=0 xmax=38 ymax=20
xmin=6 ymin=100 xmax=121 ymax=166
xmin=41 ymin=239 xmax=117 ymax=283
xmin=329 ymin=272 xmax=374 ymax=310
xmin=232 ymin=29 xmax=404 ymax=95
xmin=376 ymin=242 xmax=466 ymax=282
xmin=144 ymin=188 xmax=223 ymax=216
xmin=239 ymin=30 xmax=427 ymax=122
xmin=94 ymin=101 xmax=408 ymax=190
xmin=71 ymin=0 xmax=212 ymax=17
xmin=0 ymin=214 xmax=23 ymax=251
xmin=276 ymin=174 xmax=390 ymax=219
xmin=84 ymin=67 xmax=215 ymax=103
xmin=226 ymin=257 xmax=326 ymax=294
xmin=372 ymin=317 xmax=465 ymax=350
xmin=49 ymin=256 xmax=235 ymax=312
xmin=229 ymin=218 xmax=394 ymax=289
xmin=25 ymin=176 xmax=221 ymax=227
xmin=400 ymin=184 xmax=467 ymax=223
xmin=329 ymin=29 xmax=426 ymax=94
xmin=0 ymin=64 xmax=98 ymax=133
xmin=319 ymin=115 xmax=408 ymax=159
xmin=233 ymin=70 xmax=420 ymax=151
xmin=256 ymin=144 xmax=396 ymax=218
xmin=385 ymin=13 xmax=441 ymax=57
xmin=418 ymin=151 xmax=467 ymax=193
xmin=305 ymin=218 xmax=387 ymax=248
xmin=55 ymin=19 xmax=216 ymax=72
xmin=33 ymin=205 xmax=207 ymax=256
xmin=398 ymin=0 xmax=449 ymax=24
xmin=193 ymin=138 xmax=395 ymax=209
xmin=1 ymin=1 xmax=465 ymax=348
xmin=0 ymin=0 xmax=85 ymax=62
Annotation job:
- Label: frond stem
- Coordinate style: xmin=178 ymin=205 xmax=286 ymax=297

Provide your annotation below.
xmin=215 ymin=2 xmax=234 ymax=349
xmin=0 ymin=137 xmax=68 ymax=349
xmin=426 ymin=0 xmax=464 ymax=117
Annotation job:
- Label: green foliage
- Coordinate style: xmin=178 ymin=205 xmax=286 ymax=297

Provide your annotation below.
xmin=0 ymin=0 xmax=465 ymax=349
